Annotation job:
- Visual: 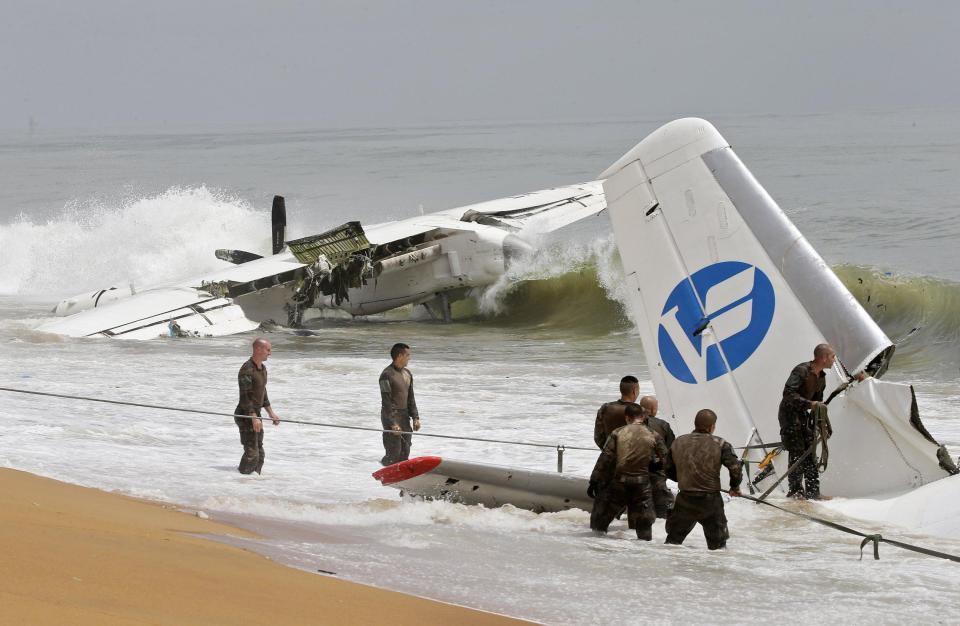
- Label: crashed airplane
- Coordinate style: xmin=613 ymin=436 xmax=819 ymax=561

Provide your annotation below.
xmin=374 ymin=118 xmax=960 ymax=540
xmin=39 ymin=183 xmax=606 ymax=339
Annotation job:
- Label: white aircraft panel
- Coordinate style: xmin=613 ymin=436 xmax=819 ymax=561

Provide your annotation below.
xmin=604 ymin=118 xmax=946 ymax=496
xmin=38 ymin=288 xmax=219 ymax=338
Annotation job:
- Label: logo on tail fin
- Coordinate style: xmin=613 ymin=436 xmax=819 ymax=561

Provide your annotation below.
xmin=658 ymin=261 xmax=775 ymax=384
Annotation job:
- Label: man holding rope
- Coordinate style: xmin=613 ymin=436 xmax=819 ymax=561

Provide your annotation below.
xmin=234 ymin=338 xmax=281 ymax=475
xmin=778 ymin=343 xmax=834 ymax=500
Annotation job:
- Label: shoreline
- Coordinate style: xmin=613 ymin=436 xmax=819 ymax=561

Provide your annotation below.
xmin=0 ymin=468 xmax=529 ymax=625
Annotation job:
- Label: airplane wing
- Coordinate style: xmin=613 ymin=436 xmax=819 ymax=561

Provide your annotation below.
xmin=440 ymin=181 xmax=607 ymax=233
xmin=364 ymin=182 xmax=607 ymax=241
xmin=601 ymin=118 xmax=948 ymax=497
xmin=37 ymin=252 xmax=309 ymax=338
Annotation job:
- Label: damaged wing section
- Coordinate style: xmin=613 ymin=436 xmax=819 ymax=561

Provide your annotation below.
xmin=455 ymin=181 xmax=606 ymax=233
xmin=39 ymin=179 xmax=609 ymax=339
xmin=286 ymin=221 xmax=370 ymax=266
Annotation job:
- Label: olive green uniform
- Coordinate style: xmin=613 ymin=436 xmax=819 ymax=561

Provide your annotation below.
xmin=593 ymin=399 xmax=628 ymax=449
xmin=590 ymin=423 xmax=669 ymax=540
xmin=379 ymin=364 xmax=420 ymax=466
xmin=665 ymin=431 xmax=742 ymax=550
xmin=778 ymin=361 xmax=826 ymax=498
xmin=645 ymin=414 xmax=677 ymax=518
xmin=235 ymin=358 xmax=271 ymax=475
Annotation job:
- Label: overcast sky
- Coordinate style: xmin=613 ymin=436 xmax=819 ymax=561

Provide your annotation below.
xmin=2 ymin=1 xmax=959 ymax=131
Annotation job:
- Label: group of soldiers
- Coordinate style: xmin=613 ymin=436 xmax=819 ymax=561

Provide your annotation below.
xmin=587 ymin=343 xmax=838 ymax=548
xmin=589 ymin=377 xmax=741 ymax=549
xmin=233 ymin=336 xmax=836 ymax=551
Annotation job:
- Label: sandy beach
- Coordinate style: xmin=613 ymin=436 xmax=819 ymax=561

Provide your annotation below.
xmin=0 ymin=468 xmax=528 ymax=625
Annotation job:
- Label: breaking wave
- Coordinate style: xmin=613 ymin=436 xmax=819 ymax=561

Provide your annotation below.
xmin=463 ymin=238 xmax=633 ymax=335
xmin=834 ymin=266 xmax=960 ymax=371
xmin=0 ymin=186 xmax=269 ymax=297
xmin=469 ymin=252 xmax=960 ymax=368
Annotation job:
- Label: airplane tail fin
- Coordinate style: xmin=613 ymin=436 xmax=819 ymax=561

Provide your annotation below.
xmin=272 ymin=195 xmax=286 ymax=254
xmin=601 ymin=118 xmax=947 ymax=496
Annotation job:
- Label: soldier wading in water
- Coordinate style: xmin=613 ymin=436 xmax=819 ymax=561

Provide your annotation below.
xmin=639 ymin=395 xmax=676 ymax=518
xmin=234 ymin=338 xmax=281 ymax=475
xmin=589 ymin=403 xmax=669 ymax=541
xmin=665 ymin=409 xmax=742 ymax=550
xmin=379 ymin=343 xmax=421 ymax=466
xmin=593 ymin=376 xmax=640 ymax=449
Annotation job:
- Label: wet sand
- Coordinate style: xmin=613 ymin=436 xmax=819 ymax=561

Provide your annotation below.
xmin=0 ymin=468 xmax=528 ymax=625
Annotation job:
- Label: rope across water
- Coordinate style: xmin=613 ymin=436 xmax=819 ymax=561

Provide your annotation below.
xmin=0 ymin=385 xmax=598 ymax=451
xmin=5 ymin=384 xmax=960 ymax=564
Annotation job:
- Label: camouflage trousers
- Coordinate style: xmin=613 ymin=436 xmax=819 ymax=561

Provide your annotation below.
xmin=235 ymin=416 xmax=265 ymax=475
xmin=665 ymin=491 xmax=729 ymax=550
xmin=590 ymin=476 xmax=656 ymax=540
xmin=787 ymin=443 xmax=820 ymax=498
xmin=380 ymin=412 xmax=413 ymax=466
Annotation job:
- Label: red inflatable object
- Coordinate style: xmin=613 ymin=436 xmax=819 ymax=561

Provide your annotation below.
xmin=372 ymin=456 xmax=443 ymax=485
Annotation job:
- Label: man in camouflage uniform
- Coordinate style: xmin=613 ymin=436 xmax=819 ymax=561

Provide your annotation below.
xmin=235 ymin=338 xmax=281 ymax=475
xmin=665 ymin=409 xmax=742 ymax=550
xmin=588 ymin=403 xmax=669 ymax=541
xmin=640 ymin=395 xmax=676 ymax=518
xmin=379 ymin=342 xmax=421 ymax=466
xmin=778 ymin=343 xmax=834 ymax=499
xmin=593 ymin=375 xmax=641 ymax=449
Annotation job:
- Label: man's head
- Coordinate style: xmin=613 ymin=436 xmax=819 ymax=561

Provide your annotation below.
xmin=625 ymin=402 xmax=646 ymax=424
xmin=619 ymin=375 xmax=640 ymax=402
xmin=693 ymin=409 xmax=717 ymax=434
xmin=252 ymin=338 xmax=272 ymax=363
xmin=813 ymin=343 xmax=836 ymax=370
xmin=391 ymin=342 xmax=411 ymax=368
xmin=639 ymin=395 xmax=659 ymax=418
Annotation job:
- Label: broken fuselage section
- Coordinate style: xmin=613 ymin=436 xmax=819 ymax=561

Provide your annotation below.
xmin=41 ymin=183 xmax=604 ymax=338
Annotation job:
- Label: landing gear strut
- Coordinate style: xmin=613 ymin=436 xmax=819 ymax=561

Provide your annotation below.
xmin=421 ymin=292 xmax=453 ymax=323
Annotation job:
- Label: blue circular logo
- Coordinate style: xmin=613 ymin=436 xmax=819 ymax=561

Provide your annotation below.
xmin=658 ymin=261 xmax=775 ymax=384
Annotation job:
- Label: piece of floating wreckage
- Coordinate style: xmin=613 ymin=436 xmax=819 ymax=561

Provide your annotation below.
xmin=40 ymin=186 xmax=606 ymax=338
xmin=374 ymin=456 xmax=593 ymax=513
xmin=375 ymin=118 xmax=960 ymax=544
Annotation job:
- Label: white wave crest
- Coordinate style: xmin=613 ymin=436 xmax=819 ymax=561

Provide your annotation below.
xmin=475 ymin=235 xmax=626 ymax=315
xmin=0 ymin=186 xmax=268 ymax=297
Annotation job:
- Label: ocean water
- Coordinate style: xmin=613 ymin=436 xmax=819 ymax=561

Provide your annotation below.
xmin=2 ymin=110 xmax=960 ymax=624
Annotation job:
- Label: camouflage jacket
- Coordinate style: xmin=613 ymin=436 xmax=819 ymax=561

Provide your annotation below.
xmin=236 ymin=359 xmax=270 ymax=416
xmin=667 ymin=431 xmax=742 ymax=493
xmin=644 ymin=414 xmax=676 ymax=477
xmin=593 ymin=399 xmax=629 ymax=449
xmin=379 ymin=364 xmax=419 ymax=422
xmin=591 ymin=422 xmax=669 ymax=484
xmin=777 ymin=361 xmax=826 ymax=444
